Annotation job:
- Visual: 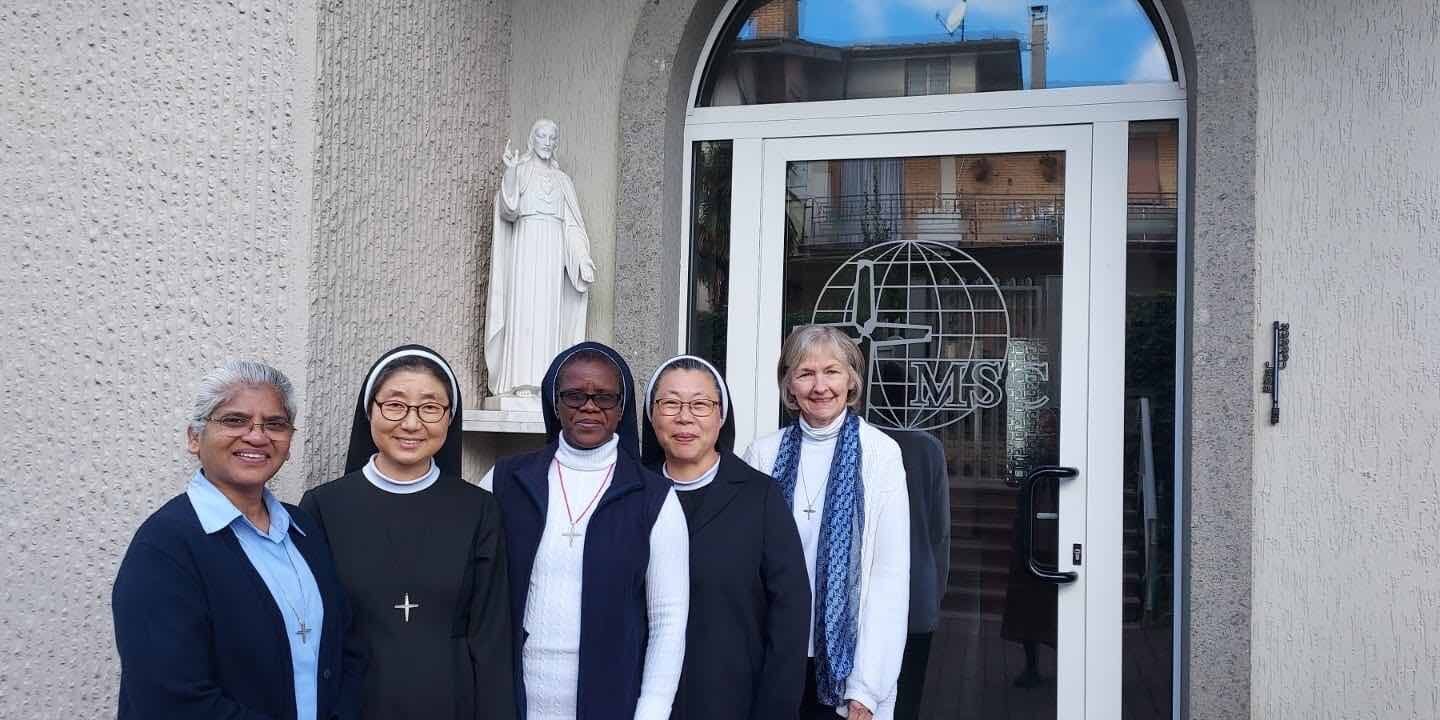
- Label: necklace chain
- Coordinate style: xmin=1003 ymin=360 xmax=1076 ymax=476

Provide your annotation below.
xmin=798 ymin=462 xmax=825 ymax=515
xmin=555 ymin=460 xmax=615 ymax=535
xmin=241 ymin=525 xmax=314 ymax=644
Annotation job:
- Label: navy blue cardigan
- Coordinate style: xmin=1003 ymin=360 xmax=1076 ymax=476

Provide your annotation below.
xmin=112 ymin=493 xmax=366 ymax=720
xmin=491 ymin=441 xmax=671 ymax=720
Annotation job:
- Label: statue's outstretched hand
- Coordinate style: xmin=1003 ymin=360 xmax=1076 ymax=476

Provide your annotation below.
xmin=502 ymin=140 xmax=521 ymax=169
xmin=579 ymin=258 xmax=596 ymax=284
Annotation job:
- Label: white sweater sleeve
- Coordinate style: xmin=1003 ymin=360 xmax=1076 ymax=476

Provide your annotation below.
xmin=844 ymin=441 xmax=911 ymax=718
xmin=633 ymin=490 xmax=690 ymax=720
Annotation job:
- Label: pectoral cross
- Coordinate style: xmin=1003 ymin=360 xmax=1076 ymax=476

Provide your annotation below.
xmin=562 ymin=525 xmax=583 ymax=547
xmin=296 ymin=621 xmax=312 ymax=644
xmin=803 ymin=505 xmax=818 ymax=519
xmin=394 ymin=593 xmax=419 ymax=623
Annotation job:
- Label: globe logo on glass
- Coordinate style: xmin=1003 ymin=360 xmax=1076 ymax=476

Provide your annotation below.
xmin=811 ymin=240 xmax=1009 ymax=431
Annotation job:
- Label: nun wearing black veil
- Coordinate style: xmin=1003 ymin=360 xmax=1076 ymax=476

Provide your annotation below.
xmin=640 ymin=355 xmax=811 ymax=720
xmin=480 ymin=341 xmax=689 ymax=720
xmin=300 ymin=345 xmax=515 ymax=720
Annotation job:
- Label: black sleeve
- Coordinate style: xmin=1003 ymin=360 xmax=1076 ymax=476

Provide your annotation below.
xmin=298 ymin=490 xmax=327 ymax=541
xmin=112 ymin=538 xmax=277 ymax=720
xmin=928 ymin=443 xmax=951 ymax=613
xmin=331 ymin=572 xmax=368 ymax=720
xmin=468 ymin=499 xmax=518 ymax=720
xmin=750 ymin=481 xmax=812 ymax=720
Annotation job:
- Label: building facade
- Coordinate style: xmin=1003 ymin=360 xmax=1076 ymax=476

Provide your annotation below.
xmin=2 ymin=0 xmax=1437 ymax=718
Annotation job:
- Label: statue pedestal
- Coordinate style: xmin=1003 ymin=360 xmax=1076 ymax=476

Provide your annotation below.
xmin=462 ymin=408 xmax=545 ymax=434
xmin=463 ymin=408 xmax=548 ymax=479
xmin=481 ymin=394 xmax=543 ymax=412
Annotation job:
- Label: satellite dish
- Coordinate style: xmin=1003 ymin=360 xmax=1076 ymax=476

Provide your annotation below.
xmin=938 ymin=0 xmax=968 ymax=35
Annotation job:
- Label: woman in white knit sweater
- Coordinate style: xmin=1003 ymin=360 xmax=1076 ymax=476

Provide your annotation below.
xmin=743 ymin=325 xmax=910 ymax=720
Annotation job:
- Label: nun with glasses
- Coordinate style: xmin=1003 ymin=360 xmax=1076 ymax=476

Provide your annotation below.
xmin=113 ymin=360 xmax=364 ymax=720
xmin=481 ymin=341 xmax=689 ymax=720
xmin=640 ymin=355 xmax=812 ymax=720
xmin=300 ymin=345 xmax=514 ymax=720
xmin=742 ymin=325 xmax=910 ymax=720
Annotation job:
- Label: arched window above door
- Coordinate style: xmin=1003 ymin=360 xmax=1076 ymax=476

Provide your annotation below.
xmin=696 ymin=0 xmax=1177 ymax=107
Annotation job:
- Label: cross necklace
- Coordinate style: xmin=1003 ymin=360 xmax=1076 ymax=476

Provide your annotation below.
xmin=383 ymin=506 xmax=434 ymax=626
xmin=259 ymin=537 xmax=314 ymax=644
xmin=797 ymin=463 xmax=825 ymax=520
xmin=555 ymin=459 xmax=615 ymax=548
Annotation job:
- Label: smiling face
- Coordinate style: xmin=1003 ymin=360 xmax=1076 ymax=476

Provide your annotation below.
xmin=787 ymin=347 xmax=855 ymax=427
xmin=556 ymin=356 xmax=623 ymax=449
xmin=531 ymin=122 xmax=558 ymax=161
xmin=187 ymin=385 xmax=291 ymax=496
xmin=651 ymin=368 xmax=724 ymax=468
xmin=369 ymin=369 xmax=450 ymax=480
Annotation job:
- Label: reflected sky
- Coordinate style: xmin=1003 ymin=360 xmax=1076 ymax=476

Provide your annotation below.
xmin=754 ymin=0 xmax=1171 ymax=88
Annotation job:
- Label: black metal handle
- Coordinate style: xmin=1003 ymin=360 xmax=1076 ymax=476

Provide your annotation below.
xmin=1020 ymin=465 xmax=1079 ymax=584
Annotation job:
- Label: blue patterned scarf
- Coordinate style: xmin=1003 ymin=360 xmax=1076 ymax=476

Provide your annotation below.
xmin=771 ymin=412 xmax=865 ymax=706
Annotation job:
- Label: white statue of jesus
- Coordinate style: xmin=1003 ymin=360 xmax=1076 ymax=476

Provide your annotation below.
xmin=485 ymin=118 xmax=595 ymax=403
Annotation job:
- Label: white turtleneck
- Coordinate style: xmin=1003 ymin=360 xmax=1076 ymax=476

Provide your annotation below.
xmin=361 ymin=454 xmax=440 ymax=494
xmin=663 ymin=454 xmax=722 ymax=491
xmin=772 ymin=412 xmax=843 ymax=656
xmin=741 ymin=412 xmax=911 ymax=718
xmin=480 ymin=436 xmax=689 ymax=720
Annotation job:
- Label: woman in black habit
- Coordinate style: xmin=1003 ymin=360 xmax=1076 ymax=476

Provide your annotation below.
xmin=300 ymin=345 xmax=514 ymax=719
xmin=641 ymin=355 xmax=812 ymax=720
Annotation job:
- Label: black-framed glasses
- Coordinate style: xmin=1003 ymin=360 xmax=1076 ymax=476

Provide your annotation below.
xmin=374 ymin=400 xmax=451 ymax=424
xmin=653 ymin=398 xmax=720 ymax=418
xmin=206 ymin=415 xmax=297 ymax=439
xmin=557 ymin=390 xmax=623 ymax=410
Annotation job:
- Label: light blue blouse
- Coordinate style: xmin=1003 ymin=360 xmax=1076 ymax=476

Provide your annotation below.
xmin=187 ymin=471 xmax=324 ymax=720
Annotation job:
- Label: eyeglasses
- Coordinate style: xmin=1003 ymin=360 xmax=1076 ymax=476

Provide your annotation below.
xmin=206 ymin=415 xmax=297 ymax=439
xmin=374 ymin=400 xmax=451 ymax=424
xmin=557 ymin=390 xmax=622 ymax=410
xmin=653 ymin=398 xmax=720 ymax=418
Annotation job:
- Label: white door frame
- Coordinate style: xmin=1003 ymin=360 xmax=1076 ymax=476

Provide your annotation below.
xmin=721 ymin=124 xmax=1125 ymax=718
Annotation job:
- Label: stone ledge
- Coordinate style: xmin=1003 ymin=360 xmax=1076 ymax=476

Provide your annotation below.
xmin=462 ymin=409 xmax=546 ymax=434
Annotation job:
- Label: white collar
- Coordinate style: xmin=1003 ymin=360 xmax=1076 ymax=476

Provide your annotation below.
xmin=556 ymin=434 xmax=619 ymax=471
xmin=362 ymin=455 xmax=440 ymax=494
xmin=664 ymin=454 xmax=722 ymax=491
xmin=800 ymin=411 xmax=847 ymax=442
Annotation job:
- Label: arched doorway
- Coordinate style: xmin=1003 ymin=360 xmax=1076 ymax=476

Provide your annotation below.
xmin=677 ymin=2 xmax=1186 ymax=718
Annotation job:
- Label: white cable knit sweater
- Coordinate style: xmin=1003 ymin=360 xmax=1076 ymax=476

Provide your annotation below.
xmin=482 ymin=436 xmax=689 ymax=720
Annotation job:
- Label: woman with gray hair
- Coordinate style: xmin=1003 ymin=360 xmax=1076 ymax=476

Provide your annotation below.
xmin=742 ymin=326 xmax=911 ymax=720
xmin=112 ymin=360 xmax=364 ymax=720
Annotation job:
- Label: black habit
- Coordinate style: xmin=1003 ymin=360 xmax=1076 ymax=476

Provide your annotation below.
xmin=300 ymin=345 xmax=515 ymax=720
xmin=668 ymin=453 xmax=812 ymax=720
xmin=641 ymin=355 xmax=811 ymax=720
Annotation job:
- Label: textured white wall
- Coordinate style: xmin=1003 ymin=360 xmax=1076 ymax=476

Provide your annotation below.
xmin=0 ymin=0 xmax=316 ymax=716
xmin=304 ymin=0 xmax=510 ymax=485
xmin=507 ymin=0 xmax=652 ymax=346
xmin=1251 ymin=1 xmax=1440 ymax=717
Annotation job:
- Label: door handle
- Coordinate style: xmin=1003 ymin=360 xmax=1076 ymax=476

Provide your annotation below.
xmin=1020 ymin=465 xmax=1079 ymax=584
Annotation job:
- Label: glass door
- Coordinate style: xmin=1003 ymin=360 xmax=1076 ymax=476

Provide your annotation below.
xmin=723 ymin=125 xmax=1127 ymax=719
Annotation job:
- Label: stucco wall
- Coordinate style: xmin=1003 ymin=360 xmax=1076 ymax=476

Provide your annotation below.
xmin=0 ymin=0 xmax=316 ymax=715
xmin=507 ymin=0 xmax=652 ymax=347
xmin=305 ymin=0 xmax=509 ymax=484
xmin=1251 ymin=1 xmax=1440 ymax=717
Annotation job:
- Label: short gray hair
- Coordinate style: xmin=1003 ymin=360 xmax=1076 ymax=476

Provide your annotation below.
xmin=188 ymin=360 xmax=297 ymax=435
xmin=777 ymin=325 xmax=865 ymax=412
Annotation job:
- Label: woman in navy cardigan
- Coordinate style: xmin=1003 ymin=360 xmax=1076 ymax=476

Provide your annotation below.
xmin=112 ymin=360 xmax=365 ymax=720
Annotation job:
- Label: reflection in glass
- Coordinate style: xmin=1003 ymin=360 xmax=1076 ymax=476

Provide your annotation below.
xmin=699 ymin=0 xmax=1175 ymax=106
xmin=1121 ymin=119 xmax=1178 ymax=719
xmin=688 ymin=140 xmax=734 ymax=374
xmin=781 ymin=151 xmax=1065 ymax=718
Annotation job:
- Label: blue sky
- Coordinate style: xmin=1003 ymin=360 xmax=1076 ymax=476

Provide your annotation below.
xmin=789 ymin=0 xmax=1171 ymax=87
